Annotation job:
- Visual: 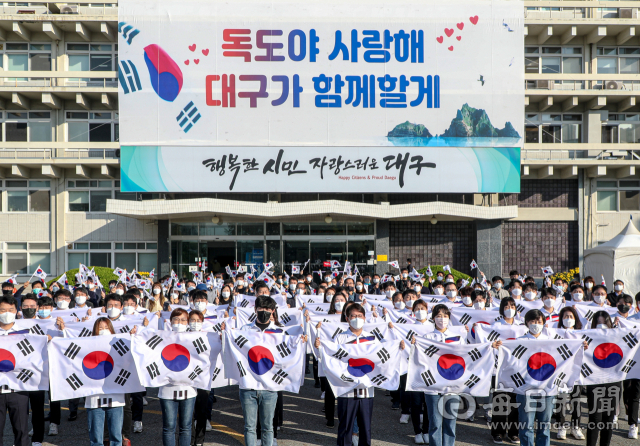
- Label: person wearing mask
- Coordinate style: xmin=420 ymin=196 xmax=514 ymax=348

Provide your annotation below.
xmin=488 ymin=277 xmax=509 ymax=302
xmin=187 ymin=310 xmax=213 ymax=445
xmin=362 ymin=274 xmax=372 ymax=293
xmin=324 ymin=287 xmax=337 ymax=304
xmin=568 ymin=285 xmax=586 ymax=304
xmin=443 ymin=282 xmax=459 ymax=304
xmin=582 ymin=276 xmax=595 ymax=301
xmin=432 ymin=281 xmax=445 ymax=297
xmin=86 ymin=318 xmax=125 ymax=446
xmin=219 ymin=284 xmax=233 ymax=306
xmin=555 ymin=307 xmax=584 ymax=440
xmin=369 ymin=275 xmax=383 ymax=295
xmin=397 ymin=269 xmax=411 ymax=292
xmin=343 ymin=277 xmax=357 ymax=301
xmin=443 ymin=274 xmax=455 ymax=285
xmin=166 ymin=285 xmax=188 ymax=309
xmin=407 ymin=300 xmax=431 ymax=444
xmin=147 ymin=283 xmax=165 ymax=313
xmin=124 ymin=292 xmax=148 ymax=436
xmin=607 ymin=279 xmax=632 ymax=307
xmin=383 ymin=283 xmax=397 ymax=300
xmin=108 ymin=280 xmax=118 ymax=294
xmin=84 ymin=278 xmax=103 ymax=307
xmin=522 ymin=283 xmax=537 ymax=302
xmin=305 ymin=273 xmax=318 ymax=293
xmin=508 ymin=281 xmax=523 ymax=302
xmin=73 ymin=287 xmax=94 ymax=309
xmin=235 ymin=274 xmax=251 ymax=296
xmin=414 ymin=281 xmax=427 ymax=296
xmin=1 ymin=281 xmax=16 ymax=297
xmin=296 ymin=280 xmax=309 ymax=298
xmin=185 ymin=280 xmax=197 ymax=294
xmin=410 ymin=304 xmax=463 ymax=446
xmin=434 ymin=271 xmax=445 ymax=283
xmin=114 ymin=283 xmax=127 ymax=297
xmin=586 ymin=311 xmax=621 ymax=446
xmin=552 ymin=278 xmax=570 ymax=302
xmin=189 ymin=290 xmax=212 ymax=318
xmin=354 ymin=279 xmax=366 ymax=301
xmin=392 ymin=291 xmax=418 ymax=418
xmin=0 ymin=295 xmax=31 ymax=446
xmin=459 ymin=286 xmax=474 ymax=308
xmin=589 ymin=285 xmax=610 ymax=308
xmin=316 ymin=285 xmax=328 ymax=303
xmin=539 ymin=288 xmax=559 ymax=326
xmin=508 ymin=270 xmax=519 ymax=281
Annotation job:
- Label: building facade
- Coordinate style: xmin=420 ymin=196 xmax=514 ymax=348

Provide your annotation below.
xmin=0 ymin=1 xmax=638 ymax=282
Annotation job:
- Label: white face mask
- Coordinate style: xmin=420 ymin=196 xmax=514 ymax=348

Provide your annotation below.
xmin=528 ymin=323 xmax=543 ymax=335
xmin=334 ymin=301 xmax=345 ymax=311
xmin=189 ymin=321 xmax=203 ymax=331
xmin=236 ymin=280 xmax=244 ymax=287
xmin=99 ymin=329 xmax=111 ymax=336
xmin=524 ymin=292 xmax=536 ymax=301
xmin=373 ymin=278 xmax=379 ymax=284
xmin=434 ymin=317 xmax=449 ymax=330
xmin=615 ymin=284 xmax=623 ymax=291
xmin=56 ymin=300 xmax=69 ymax=309
xmin=593 ymin=295 xmax=606 ymax=304
xmin=289 ymin=283 xmax=296 ymax=290
xmin=123 ymin=305 xmax=135 ymax=315
xmin=394 ymin=301 xmax=405 ymax=310
xmin=75 ymin=295 xmax=87 ymax=305
xmin=88 ymin=284 xmax=95 ymax=290
xmin=473 ymin=302 xmax=484 ymax=310
xmin=414 ymin=286 xmax=421 ymax=293
xmin=153 ymin=288 xmax=161 ymax=295
xmin=415 ymin=310 xmax=428 ymax=321
xmin=385 ymin=290 xmax=395 ymax=298
xmin=306 ymin=277 xmax=312 ymax=282
xmin=402 ymin=273 xmax=408 ymax=278
xmin=349 ymin=317 xmax=365 ymax=330
xmin=512 ymin=288 xmax=522 ymax=296
xmin=326 ymin=294 xmax=335 ymax=302
xmin=585 ymin=282 xmax=593 ymax=289
xmin=172 ymin=323 xmax=188 ymax=332
xmin=356 ymin=285 xmax=363 ymax=291
xmin=462 ymin=296 xmax=472 ymax=306
xmin=296 ymin=288 xmax=305 ymax=295
xmin=504 ymin=308 xmax=516 ymax=319
xmin=563 ymin=318 xmax=575 ymax=328
xmin=0 ymin=312 xmax=16 ymax=324
xmin=194 ymin=302 xmax=207 ymax=312
xmin=406 ymin=299 xmax=416 ymax=310
xmin=115 ymin=289 xmax=124 ymax=296
xmin=446 ymin=290 xmax=457 ymax=299
xmin=543 ymin=299 xmax=554 ymax=308
xmin=171 ymin=293 xmax=179 ymax=300
xmin=221 ymin=291 xmax=230 ymax=298
xmin=494 ymin=282 xmax=502 ymax=290
xmin=434 ymin=287 xmax=444 ymax=296
xmin=325 ymin=277 xmax=332 ymax=283
xmin=445 ymin=278 xmax=454 ymax=284
xmin=572 ymin=293 xmax=583 ymax=302
xmin=597 ymin=324 xmax=608 ymax=329
xmin=107 ymin=307 xmax=121 ymax=318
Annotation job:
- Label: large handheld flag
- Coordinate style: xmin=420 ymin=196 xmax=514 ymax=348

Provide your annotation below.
xmin=497 ymin=339 xmax=584 ymax=396
xmin=0 ymin=334 xmax=49 ymax=392
xmin=406 ymin=337 xmax=494 ymax=396
xmin=48 ymin=334 xmax=143 ymax=401
xmin=223 ymin=330 xmax=306 ymax=393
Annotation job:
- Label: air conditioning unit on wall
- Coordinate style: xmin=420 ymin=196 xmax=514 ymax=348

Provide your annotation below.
xmin=60 ymin=5 xmax=79 ymax=13
xmin=605 ymin=81 xmax=623 ymax=90
xmin=619 ymin=8 xmax=634 ymax=18
xmin=535 ymin=80 xmax=554 ymax=89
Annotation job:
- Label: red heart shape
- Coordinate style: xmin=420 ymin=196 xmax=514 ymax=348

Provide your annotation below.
xmin=456 ymin=36 xmax=462 ymax=41
xmin=436 ymin=36 xmax=444 ymax=44
xmin=202 ymin=49 xmax=209 ymax=56
xmin=457 ymin=22 xmax=464 ymax=30
xmin=445 ymin=28 xmax=454 ymax=37
xmin=184 ymin=59 xmax=190 ymax=65
xmin=194 ymin=59 xmax=200 ymax=64
xmin=470 ymin=15 xmax=479 ymax=25
xmin=188 ymin=44 xmax=196 ymax=52
xmin=448 ymin=46 xmax=454 ymax=51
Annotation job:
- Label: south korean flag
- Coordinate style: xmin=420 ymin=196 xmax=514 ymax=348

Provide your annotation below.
xmin=565 ymin=328 xmax=640 ymax=385
xmin=496 ymin=339 xmax=584 ymax=396
xmin=222 ymin=330 xmax=306 ymax=393
xmin=450 ymin=308 xmax=501 ymax=342
xmin=49 ymin=334 xmax=143 ymax=401
xmin=13 ymin=319 xmax=61 ymax=338
xmin=131 ymin=331 xmax=216 ymax=389
xmin=573 ymin=305 xmax=618 ymax=329
xmin=320 ymin=340 xmax=402 ymax=396
xmin=304 ymin=303 xmax=332 ymax=315
xmin=0 ymin=334 xmax=49 ymax=392
xmin=63 ymin=319 xmax=146 ymax=338
xmin=210 ymin=349 xmax=237 ymax=388
xmin=406 ymin=337 xmax=494 ymax=396
xmin=473 ymin=324 xmax=528 ymax=344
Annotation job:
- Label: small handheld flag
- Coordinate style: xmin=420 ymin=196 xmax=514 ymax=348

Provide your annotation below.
xmin=291 ymin=265 xmax=300 ymax=274
xmin=470 ymin=260 xmax=478 ymax=270
xmin=601 ymin=275 xmax=606 ymax=286
xmin=7 ymin=273 xmax=18 ymax=285
xmin=264 ymin=262 xmax=274 ymax=271
xmin=542 ymin=266 xmax=554 ymax=277
xmin=388 ymin=260 xmax=400 ymax=269
xmin=425 ymin=265 xmax=433 ymax=277
xmin=443 ymin=265 xmax=451 ymax=273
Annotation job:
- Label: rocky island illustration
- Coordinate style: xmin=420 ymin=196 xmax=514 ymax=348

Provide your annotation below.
xmin=387 ymin=103 xmax=520 ymax=147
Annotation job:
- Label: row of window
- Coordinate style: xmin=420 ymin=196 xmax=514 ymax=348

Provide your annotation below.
xmin=0 ymin=42 xmax=117 ymax=73
xmin=525 ymin=46 xmax=640 ymax=74
xmin=171 ymin=221 xmax=376 ymax=237
xmin=596 ymin=180 xmax=640 ymax=212
xmin=525 ymin=113 xmax=640 ymax=144
xmin=0 ymin=241 xmax=51 ymax=275
xmin=68 ymin=243 xmax=157 ymax=274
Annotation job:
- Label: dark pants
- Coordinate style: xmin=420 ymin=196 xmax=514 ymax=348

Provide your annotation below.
xmin=410 ymin=391 xmax=429 ymax=435
xmin=624 ymin=379 xmax=640 ymax=426
xmin=49 ymin=397 xmax=80 ymax=424
xmin=556 ymin=385 xmax=582 ymax=428
xmin=28 ymin=390 xmax=45 ymax=443
xmin=257 ymin=391 xmax=283 ymax=438
xmin=206 ymin=388 xmax=216 ymax=421
xmin=321 ymin=377 xmax=336 ymax=423
xmin=191 ymin=389 xmax=210 ymax=445
xmin=312 ymin=355 xmax=320 ymax=384
xmin=132 ymin=390 xmax=146 ymax=422
xmin=586 ymin=383 xmax=621 ymax=446
xmin=337 ymin=397 xmax=373 ymax=446
xmin=389 ymin=374 xmax=410 ymax=414
xmin=0 ymin=392 xmax=30 ymax=446
xmin=491 ymin=391 xmax=519 ymax=438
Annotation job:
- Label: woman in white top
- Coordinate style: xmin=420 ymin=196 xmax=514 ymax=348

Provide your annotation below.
xmin=159 ymin=308 xmax=197 ymax=446
xmin=86 ymin=317 xmax=125 ymax=446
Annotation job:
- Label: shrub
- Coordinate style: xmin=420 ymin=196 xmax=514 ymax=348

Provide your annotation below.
xmin=47 ymin=266 xmax=120 ymax=290
xmin=417 ymin=265 xmax=471 ymax=283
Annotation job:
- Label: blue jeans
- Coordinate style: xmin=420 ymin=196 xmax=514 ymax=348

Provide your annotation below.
xmin=160 ymin=397 xmax=196 ymax=446
xmin=425 ymin=394 xmax=460 ymax=446
xmin=516 ymin=394 xmax=554 ymax=446
xmin=239 ymin=389 xmax=278 ymax=446
xmin=86 ymin=406 xmax=123 ymax=446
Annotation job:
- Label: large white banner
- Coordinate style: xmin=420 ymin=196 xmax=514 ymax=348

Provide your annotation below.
xmin=118 ymin=0 xmax=523 ymax=193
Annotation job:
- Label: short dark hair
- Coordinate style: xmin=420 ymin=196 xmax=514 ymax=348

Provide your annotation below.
xmin=524 ymin=309 xmax=545 ymax=325
xmin=1 ymin=282 xmax=14 ymax=289
xmin=31 ymin=280 xmax=44 ymax=288
xmin=491 ymin=276 xmax=504 ymax=284
xmin=499 ymin=296 xmax=516 ymax=318
xmin=254 ymin=281 xmax=269 ymax=295
xmin=508 ymin=280 xmax=523 ymax=289
xmin=459 ymin=286 xmax=473 ymax=296
xmin=21 ymin=294 xmax=38 ymax=305
xmin=431 ymin=304 xmax=451 ymax=319
xmin=122 ymin=293 xmax=138 ymax=304
xmin=524 ymin=283 xmax=538 ymax=292
xmin=347 ymin=303 xmax=366 ymax=318
xmin=255 ymin=295 xmax=277 ymax=311
xmin=539 ymin=287 xmax=556 ymax=299
xmin=74 ymin=287 xmax=89 ymax=296
xmin=105 ymin=294 xmax=123 ymax=306
xmin=0 ymin=296 xmax=18 ymax=309
xmin=170 ymin=308 xmax=189 ymax=320
xmin=558 ymin=307 xmax=582 ymax=330
xmin=413 ymin=299 xmax=428 ymax=312
xmin=509 ymin=270 xmax=519 ymax=276
xmin=192 ymin=290 xmax=208 ymax=301
xmin=591 ymin=284 xmax=607 ymax=295
xmin=614 ymin=279 xmax=624 ymax=286
xmin=130 ymin=288 xmax=141 ymax=298
xmin=591 ymin=310 xmax=613 ymax=329
xmin=38 ymin=296 xmax=54 ymax=307
xmin=617 ymin=294 xmax=633 ymax=305
xmin=189 ymin=310 xmax=205 ymax=322
xmin=54 ymin=289 xmax=72 ymax=299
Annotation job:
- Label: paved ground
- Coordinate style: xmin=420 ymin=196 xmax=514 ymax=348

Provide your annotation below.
xmin=3 ymin=371 xmax=638 ymax=446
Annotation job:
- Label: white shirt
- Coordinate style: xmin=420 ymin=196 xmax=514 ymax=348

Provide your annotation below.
xmin=518 ymin=331 xmax=552 ymax=340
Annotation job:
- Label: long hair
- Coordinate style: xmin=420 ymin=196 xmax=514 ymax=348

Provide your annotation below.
xmin=92 ymin=317 xmax=115 ymax=336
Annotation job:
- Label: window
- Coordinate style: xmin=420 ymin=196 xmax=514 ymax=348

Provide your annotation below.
xmin=67 ymin=180 xmax=113 ymax=212
xmin=525 ymin=113 xmax=582 ymax=144
xmin=3 ymin=241 xmax=50 ymax=275
xmin=67 ymin=43 xmax=116 ymax=86
xmin=5 ymin=180 xmax=50 ymax=212
xmin=525 ymin=46 xmax=582 ymax=74
xmin=602 ymin=114 xmax=640 ymax=144
xmin=66 ymin=112 xmax=118 ymax=143
xmin=596 ymin=180 xmax=640 ymax=211
xmin=597 ymin=47 xmax=640 ymax=74
xmin=5 ymin=43 xmax=51 ymax=81
xmin=2 ymin=111 xmax=52 ymax=142
xmin=68 ymin=240 xmax=157 ymax=271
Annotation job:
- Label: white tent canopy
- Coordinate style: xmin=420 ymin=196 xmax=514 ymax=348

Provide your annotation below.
xmin=584 ymin=219 xmax=640 ymax=296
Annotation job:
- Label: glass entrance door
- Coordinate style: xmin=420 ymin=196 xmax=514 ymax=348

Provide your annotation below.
xmin=310 ymin=241 xmax=347 ymax=272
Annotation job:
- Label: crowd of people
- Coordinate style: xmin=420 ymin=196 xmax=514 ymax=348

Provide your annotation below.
xmin=0 ymin=260 xmax=639 ymax=446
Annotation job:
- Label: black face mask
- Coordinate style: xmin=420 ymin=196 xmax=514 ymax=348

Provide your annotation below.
xmin=22 ymin=308 xmax=37 ymax=319
xmin=346 ymin=286 xmax=355 ymax=292
xmin=618 ymin=304 xmax=631 ymax=314
xmin=256 ymin=310 xmax=271 ymax=324
xmin=2 ymin=289 xmax=12 ymax=296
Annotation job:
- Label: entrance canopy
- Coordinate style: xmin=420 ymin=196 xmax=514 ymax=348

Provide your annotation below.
xmin=584 ymin=219 xmax=640 ymax=295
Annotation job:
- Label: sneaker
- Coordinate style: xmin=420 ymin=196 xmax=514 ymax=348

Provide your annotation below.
xmin=326 ymin=420 xmax=335 ymax=428
xmin=257 ymin=440 xmax=262 ymax=446
xmin=68 ymin=412 xmax=77 ymax=422
xmin=400 ymin=414 xmax=410 ymax=424
xmin=391 ymin=401 xmax=400 ymax=410
xmin=48 ymin=423 xmax=58 ymax=436
xmin=571 ymin=427 xmax=584 ymax=440
xmin=352 ymin=434 xmax=359 ymax=445
xmin=143 ymin=397 xmax=149 ymax=406
xmin=33 ymin=443 xmax=43 ymax=446
xmin=492 ymin=435 xmax=503 ymax=444
xmin=557 ymin=428 xmax=566 ymax=440
xmin=272 ymin=439 xmax=278 ymax=446
xmin=205 ymin=421 xmax=213 ymax=432
xmin=320 ymin=392 xmax=325 ymax=400
xmin=133 ymin=421 xmax=143 ymax=433
xmin=614 ymin=415 xmax=619 ymax=424
xmin=508 ymin=435 xmax=520 ymax=443
xmin=414 ymin=433 xmax=425 ymax=444
xmin=485 ymin=408 xmax=492 ymax=422
xmin=424 ymin=433 xmax=430 ymax=444
xmin=29 ymin=429 xmax=33 ymax=437
xmin=629 ymin=425 xmax=638 ymax=439
xmin=466 ymin=414 xmax=474 ymax=422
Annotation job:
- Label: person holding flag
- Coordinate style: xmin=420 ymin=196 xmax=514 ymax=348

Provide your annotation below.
xmin=146 ymin=282 xmax=166 ymax=313
xmin=590 ymin=285 xmax=611 ymax=308
xmin=72 ymin=287 xmax=95 ymax=310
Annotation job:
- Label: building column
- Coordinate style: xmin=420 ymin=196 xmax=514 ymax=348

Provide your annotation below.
xmin=157 ymin=220 xmax=170 ymax=277
xmin=476 ymin=220 xmax=502 ymax=280
xmin=375 ymin=219 xmax=389 ymax=275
